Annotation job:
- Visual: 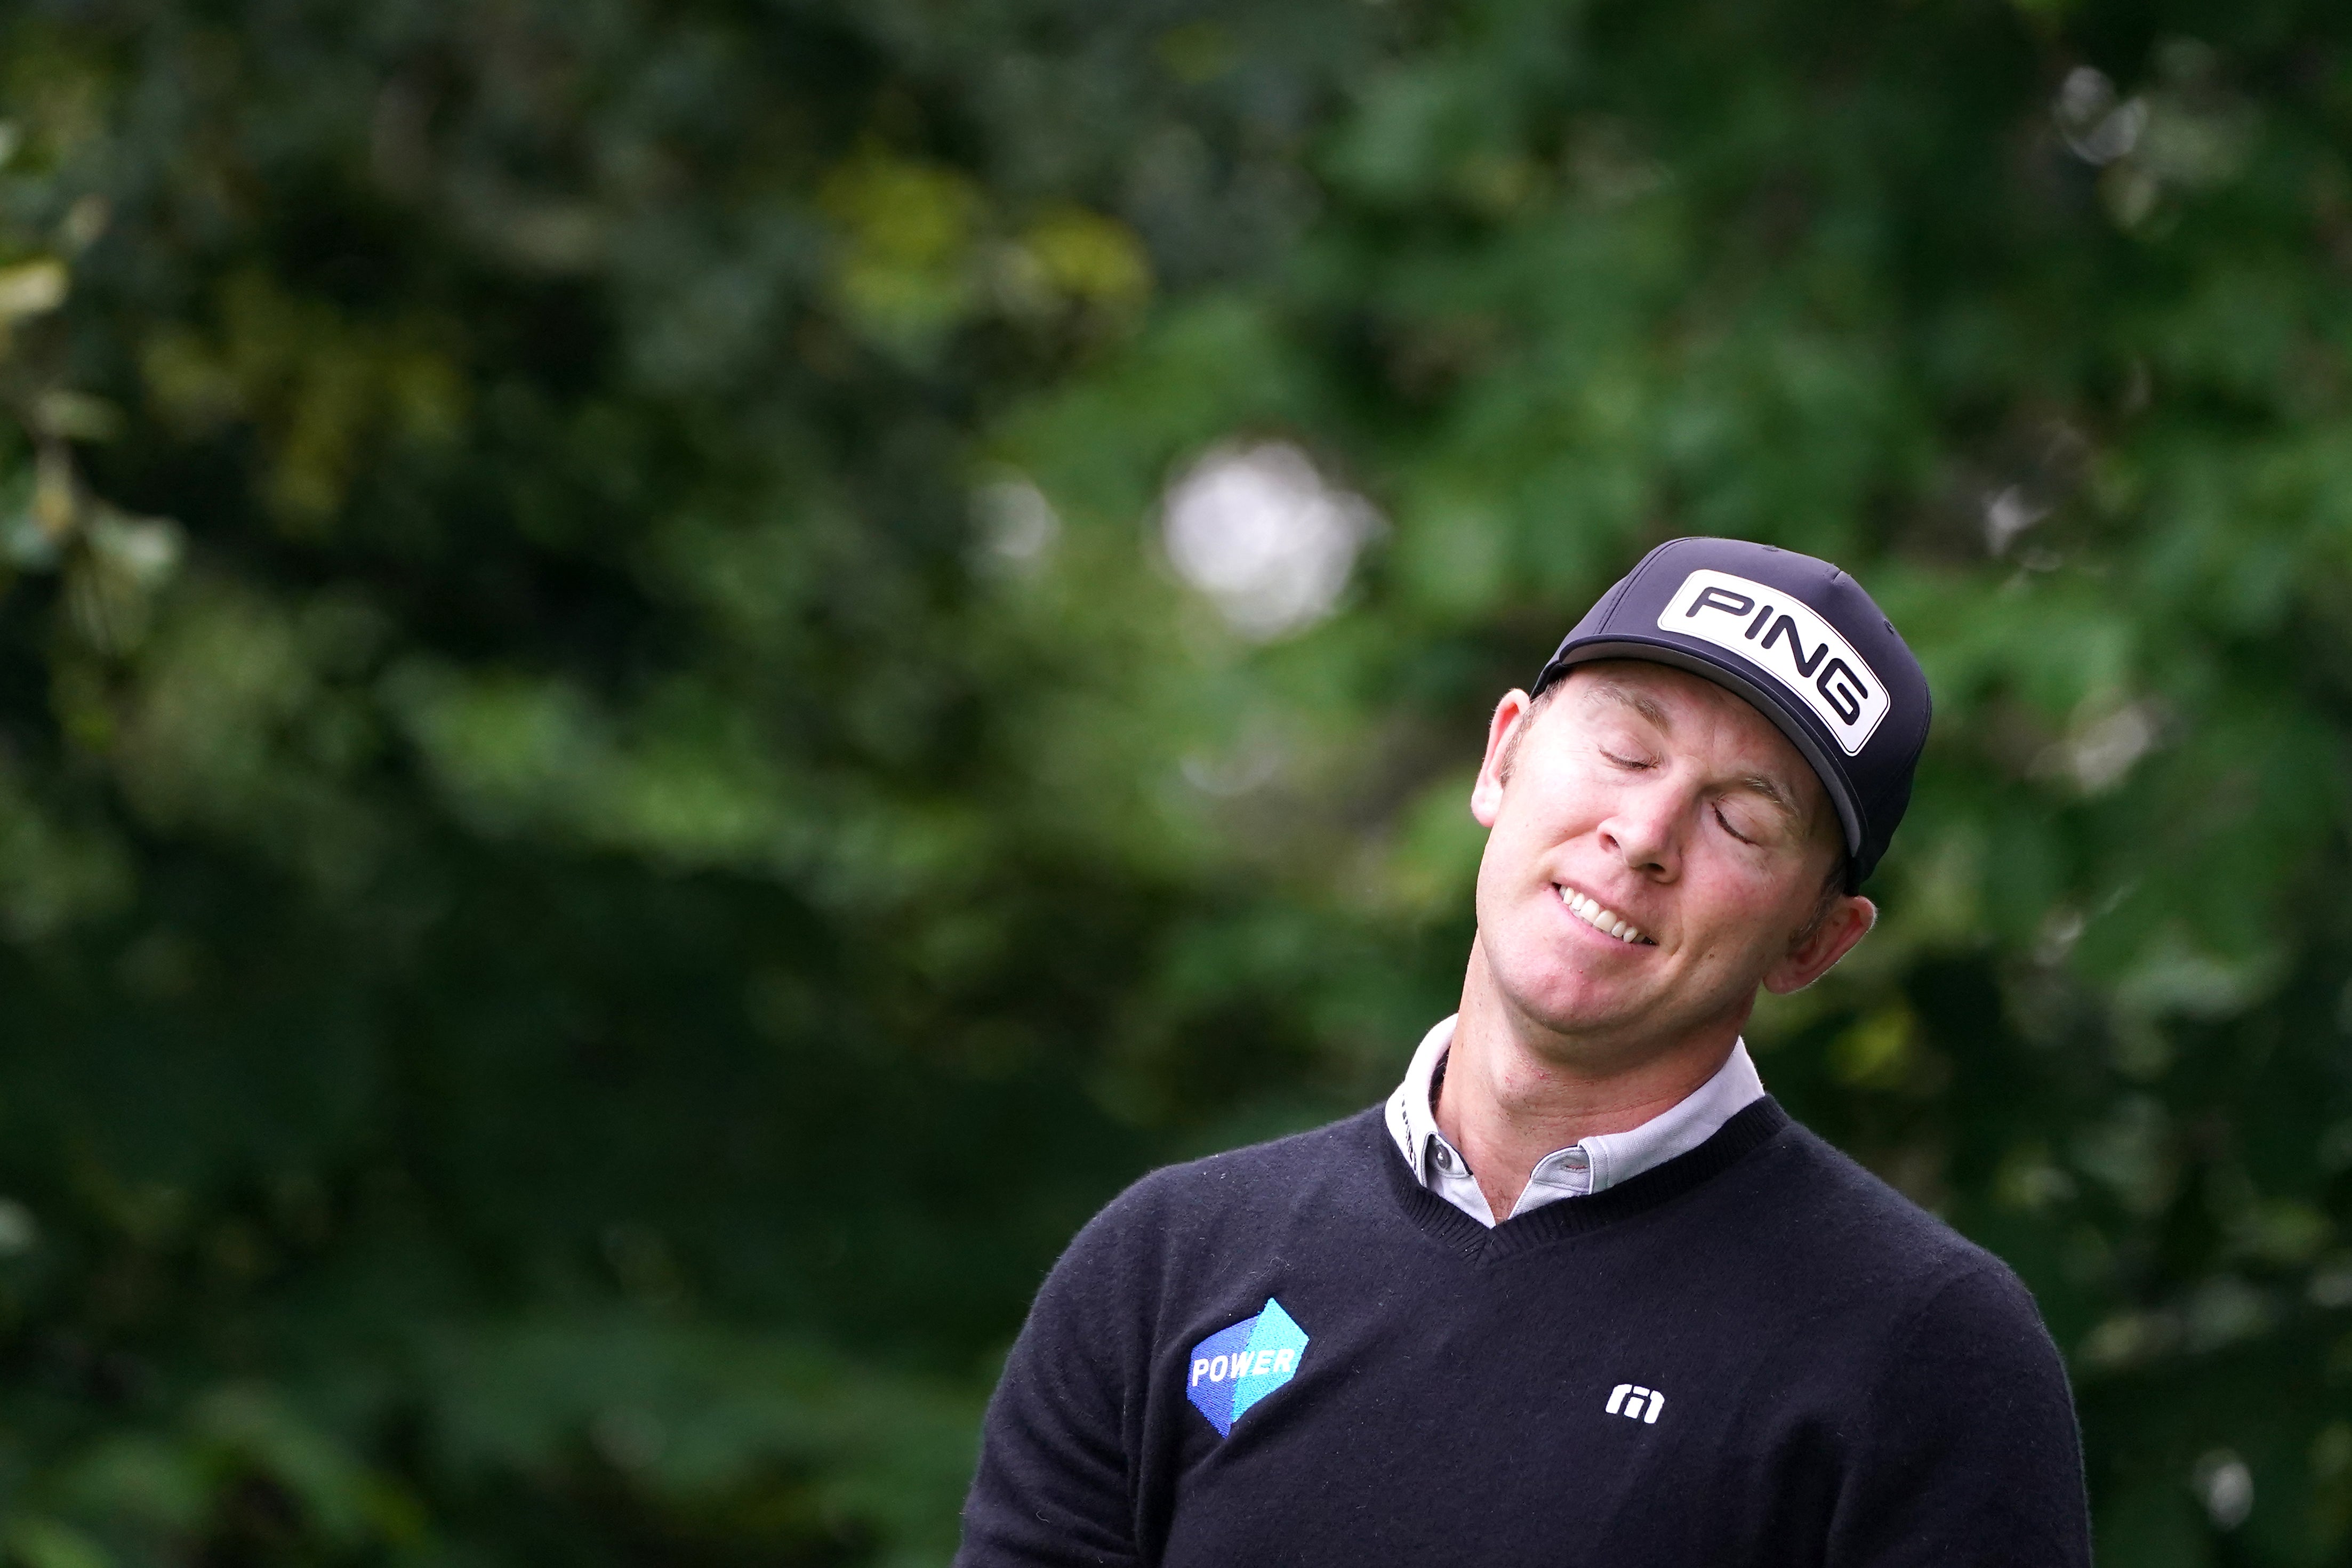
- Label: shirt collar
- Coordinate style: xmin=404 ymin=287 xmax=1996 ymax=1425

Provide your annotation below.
xmin=1385 ymin=1013 xmax=1765 ymax=1206
xmin=1384 ymin=1015 xmax=1458 ymax=1184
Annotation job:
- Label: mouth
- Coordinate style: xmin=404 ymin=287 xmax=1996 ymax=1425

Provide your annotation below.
xmin=1555 ymin=883 xmax=1657 ymax=947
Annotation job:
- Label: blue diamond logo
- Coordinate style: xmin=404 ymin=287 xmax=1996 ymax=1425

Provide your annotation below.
xmin=1185 ymin=1298 xmax=1310 ymax=1437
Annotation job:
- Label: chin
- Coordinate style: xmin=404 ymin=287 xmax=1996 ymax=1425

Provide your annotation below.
xmin=1476 ymin=922 xmax=1665 ymax=1038
xmin=1507 ymin=967 xmax=1643 ymax=1036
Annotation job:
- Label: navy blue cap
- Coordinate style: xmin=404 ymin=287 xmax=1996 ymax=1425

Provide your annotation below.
xmin=1531 ymin=537 xmax=1931 ymax=890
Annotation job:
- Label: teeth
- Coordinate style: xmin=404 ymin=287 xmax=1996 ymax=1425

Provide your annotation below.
xmin=1556 ymin=885 xmax=1651 ymax=946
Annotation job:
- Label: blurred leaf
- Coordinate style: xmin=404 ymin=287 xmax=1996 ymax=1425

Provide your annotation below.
xmin=0 ymin=259 xmax=66 ymax=320
xmin=4 ymin=1520 xmax=106 ymax=1568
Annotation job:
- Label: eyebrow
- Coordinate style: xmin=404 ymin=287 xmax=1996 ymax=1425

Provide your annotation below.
xmin=1729 ymin=771 xmax=1804 ymax=823
xmin=1583 ymin=680 xmax=1673 ymax=731
xmin=1585 ymin=680 xmax=1806 ymax=823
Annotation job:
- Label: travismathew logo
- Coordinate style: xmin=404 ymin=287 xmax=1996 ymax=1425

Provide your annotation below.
xmin=1607 ymin=1382 xmax=1665 ymax=1424
xmin=1186 ymin=1298 xmax=1310 ymax=1437
xmin=1659 ymin=569 xmax=1890 ymax=755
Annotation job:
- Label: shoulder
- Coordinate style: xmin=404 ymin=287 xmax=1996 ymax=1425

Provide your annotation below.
xmin=1749 ymin=1114 xmax=2054 ymax=1341
xmin=1043 ymin=1107 xmax=1387 ymax=1293
xmin=1080 ymin=1106 xmax=1386 ymax=1251
xmin=1759 ymin=1116 xmax=1992 ymax=1265
xmin=1016 ymin=1107 xmax=1385 ymax=1341
xmin=1771 ymin=1130 xmax=2091 ymax=1561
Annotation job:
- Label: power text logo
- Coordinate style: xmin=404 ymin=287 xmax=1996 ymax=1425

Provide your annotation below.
xmin=1659 ymin=569 xmax=1889 ymax=755
xmin=1186 ymin=1298 xmax=1310 ymax=1437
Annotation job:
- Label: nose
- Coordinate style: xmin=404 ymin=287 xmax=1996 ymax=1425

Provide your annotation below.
xmin=1598 ymin=778 xmax=1683 ymax=880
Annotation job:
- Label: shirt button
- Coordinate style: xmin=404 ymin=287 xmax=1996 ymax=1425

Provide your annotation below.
xmin=1432 ymin=1144 xmax=1455 ymax=1171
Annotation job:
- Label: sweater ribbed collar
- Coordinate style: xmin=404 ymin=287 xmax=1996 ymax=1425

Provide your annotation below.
xmin=1372 ymin=1094 xmax=1794 ymax=1260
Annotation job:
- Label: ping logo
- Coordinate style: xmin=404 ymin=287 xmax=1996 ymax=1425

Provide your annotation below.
xmin=1659 ymin=569 xmax=1889 ymax=755
xmin=1607 ymin=1383 xmax=1665 ymax=1424
xmin=1186 ymin=1298 xmax=1310 ymax=1437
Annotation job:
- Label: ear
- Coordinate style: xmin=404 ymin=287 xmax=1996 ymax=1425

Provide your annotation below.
xmin=1471 ymin=689 xmax=1536 ymax=828
xmin=1762 ymin=894 xmax=1877 ymax=994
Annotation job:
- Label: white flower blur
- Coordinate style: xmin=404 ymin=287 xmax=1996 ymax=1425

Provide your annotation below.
xmin=1160 ymin=441 xmax=1378 ymax=640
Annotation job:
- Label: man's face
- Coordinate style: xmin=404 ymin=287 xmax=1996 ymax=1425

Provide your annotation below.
xmin=1468 ymin=661 xmax=1869 ymax=1068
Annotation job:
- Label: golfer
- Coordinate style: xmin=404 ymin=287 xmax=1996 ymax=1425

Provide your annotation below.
xmin=957 ymin=537 xmax=2091 ymax=1566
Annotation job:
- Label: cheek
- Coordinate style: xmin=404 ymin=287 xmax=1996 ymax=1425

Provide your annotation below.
xmin=1682 ymin=859 xmax=1810 ymax=954
xmin=1478 ymin=809 xmax=1561 ymax=910
xmin=1488 ymin=776 xmax=1580 ymax=862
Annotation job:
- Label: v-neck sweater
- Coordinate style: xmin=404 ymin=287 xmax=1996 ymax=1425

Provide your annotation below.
xmin=956 ymin=1099 xmax=2089 ymax=1568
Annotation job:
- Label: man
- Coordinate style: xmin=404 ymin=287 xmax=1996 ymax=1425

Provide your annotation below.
xmin=957 ymin=537 xmax=2091 ymax=1567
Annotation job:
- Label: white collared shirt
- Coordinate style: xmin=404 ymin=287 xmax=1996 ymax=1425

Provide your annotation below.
xmin=1383 ymin=1015 xmax=1765 ymax=1226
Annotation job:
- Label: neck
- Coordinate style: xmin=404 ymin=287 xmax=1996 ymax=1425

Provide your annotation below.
xmin=1433 ymin=937 xmax=1747 ymax=1221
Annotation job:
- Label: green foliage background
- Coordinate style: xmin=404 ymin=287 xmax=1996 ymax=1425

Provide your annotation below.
xmin=0 ymin=0 xmax=2342 ymax=1561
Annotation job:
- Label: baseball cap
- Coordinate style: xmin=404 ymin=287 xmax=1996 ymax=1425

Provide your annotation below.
xmin=1530 ymin=537 xmax=1931 ymax=890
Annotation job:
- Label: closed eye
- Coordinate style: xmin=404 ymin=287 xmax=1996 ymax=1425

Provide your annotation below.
xmin=1713 ymin=805 xmax=1756 ymax=845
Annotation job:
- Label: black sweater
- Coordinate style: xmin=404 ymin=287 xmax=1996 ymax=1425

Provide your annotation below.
xmin=956 ymin=1098 xmax=2090 ymax=1567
